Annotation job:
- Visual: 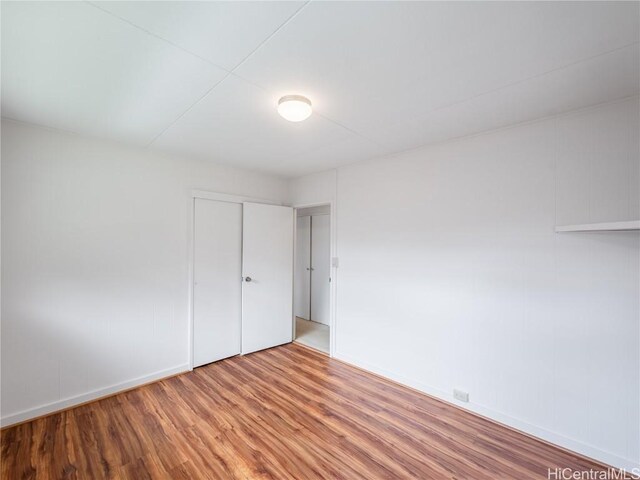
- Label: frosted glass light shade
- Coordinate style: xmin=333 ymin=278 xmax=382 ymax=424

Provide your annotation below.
xmin=277 ymin=95 xmax=312 ymax=122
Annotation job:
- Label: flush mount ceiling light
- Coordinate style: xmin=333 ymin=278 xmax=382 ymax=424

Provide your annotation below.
xmin=277 ymin=95 xmax=312 ymax=122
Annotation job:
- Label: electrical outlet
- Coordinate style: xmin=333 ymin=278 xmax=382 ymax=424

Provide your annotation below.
xmin=453 ymin=389 xmax=469 ymax=403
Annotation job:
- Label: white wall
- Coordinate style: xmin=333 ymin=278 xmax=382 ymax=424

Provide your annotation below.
xmin=288 ymin=96 xmax=640 ymax=469
xmin=1 ymin=119 xmax=287 ymax=425
xmin=289 ymin=169 xmax=337 ymax=208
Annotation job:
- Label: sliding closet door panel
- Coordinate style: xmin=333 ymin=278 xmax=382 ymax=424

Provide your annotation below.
xmin=311 ymin=214 xmax=330 ymax=325
xmin=193 ymin=199 xmax=242 ymax=367
xmin=295 ymin=216 xmax=311 ymax=319
xmin=242 ymin=202 xmax=294 ymax=354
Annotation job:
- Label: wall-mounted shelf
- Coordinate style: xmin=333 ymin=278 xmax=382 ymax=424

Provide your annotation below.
xmin=555 ymin=220 xmax=640 ymax=232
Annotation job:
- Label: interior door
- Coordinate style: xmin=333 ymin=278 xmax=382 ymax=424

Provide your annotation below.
xmin=193 ymin=199 xmax=242 ymax=367
xmin=311 ymin=214 xmax=330 ymax=325
xmin=294 ymin=216 xmax=311 ymax=319
xmin=242 ymin=202 xmax=294 ymax=354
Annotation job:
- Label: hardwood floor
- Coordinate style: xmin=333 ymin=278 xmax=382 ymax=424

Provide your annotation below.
xmin=2 ymin=343 xmax=610 ymax=479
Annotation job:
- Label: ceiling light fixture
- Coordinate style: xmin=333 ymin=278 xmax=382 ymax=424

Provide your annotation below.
xmin=277 ymin=95 xmax=312 ymax=122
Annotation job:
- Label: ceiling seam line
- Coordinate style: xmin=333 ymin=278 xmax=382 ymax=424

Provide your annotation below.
xmin=0 ymin=116 xmax=83 ymax=137
xmin=342 ymin=93 xmax=640 ymax=175
xmin=420 ymin=41 xmax=640 ymax=118
xmin=143 ymin=73 xmax=233 ymax=147
xmin=229 ymin=0 xmax=312 ymax=72
xmin=85 ymin=1 xmax=232 ymax=73
xmin=307 ymin=40 xmax=640 ymax=152
xmin=314 ymin=112 xmax=390 ymax=149
xmin=144 ymin=0 xmax=312 ymax=148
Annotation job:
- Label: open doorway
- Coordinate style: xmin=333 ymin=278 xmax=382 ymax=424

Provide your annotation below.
xmin=294 ymin=205 xmax=330 ymax=354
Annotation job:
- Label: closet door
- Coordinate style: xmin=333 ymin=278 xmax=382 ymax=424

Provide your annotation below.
xmin=294 ymin=216 xmax=311 ymax=319
xmin=193 ymin=199 xmax=242 ymax=367
xmin=311 ymin=214 xmax=330 ymax=325
xmin=242 ymin=202 xmax=294 ymax=354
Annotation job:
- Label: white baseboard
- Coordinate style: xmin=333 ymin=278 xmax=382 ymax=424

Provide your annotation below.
xmin=333 ymin=350 xmax=640 ymax=472
xmin=1 ymin=364 xmax=190 ymax=428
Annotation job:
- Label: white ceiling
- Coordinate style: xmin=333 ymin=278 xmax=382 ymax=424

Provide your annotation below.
xmin=2 ymin=1 xmax=638 ymax=178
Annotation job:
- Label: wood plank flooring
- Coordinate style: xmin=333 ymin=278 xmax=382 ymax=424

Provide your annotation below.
xmin=2 ymin=343 xmax=611 ymax=479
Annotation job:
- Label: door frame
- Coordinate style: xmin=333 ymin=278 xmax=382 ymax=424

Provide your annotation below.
xmin=188 ymin=190 xmax=282 ymax=370
xmin=294 ymin=215 xmax=312 ymax=320
xmin=292 ymin=201 xmax=336 ymax=357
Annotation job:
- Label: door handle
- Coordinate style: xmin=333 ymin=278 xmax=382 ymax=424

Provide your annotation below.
xmin=244 ymin=276 xmax=252 ymax=282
